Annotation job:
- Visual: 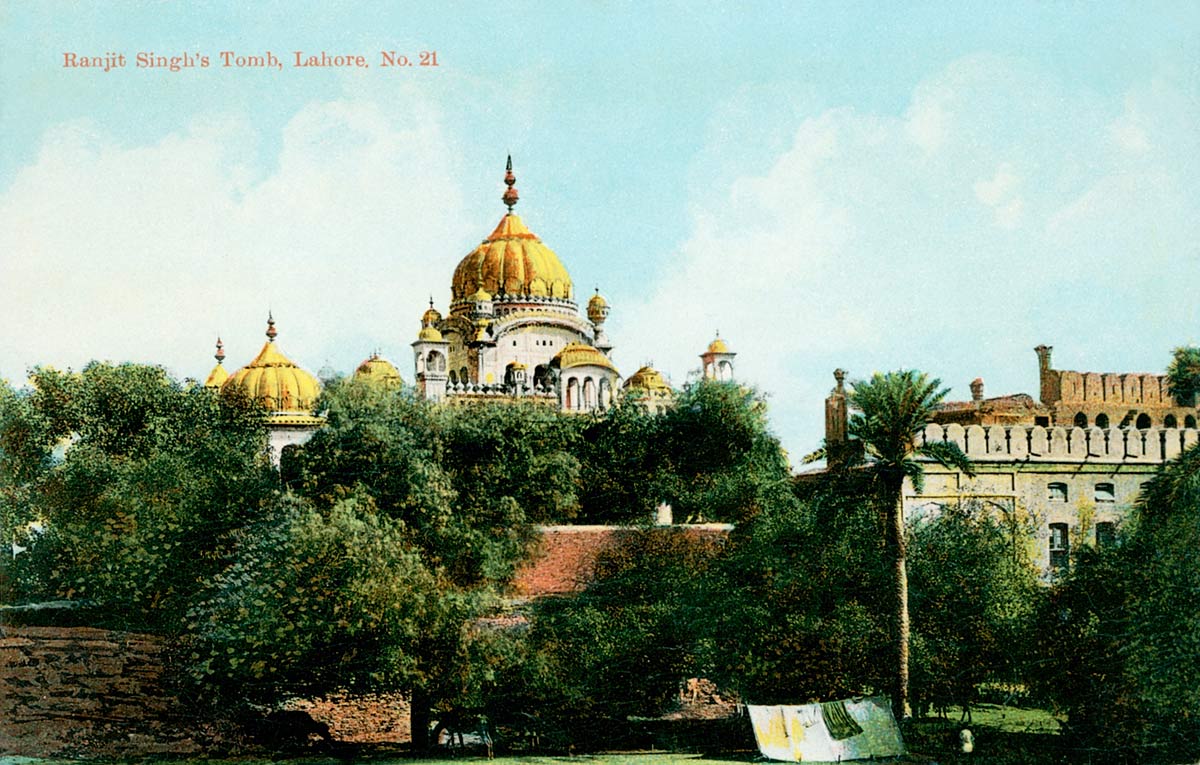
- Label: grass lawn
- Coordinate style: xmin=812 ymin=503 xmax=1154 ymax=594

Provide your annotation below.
xmin=0 ymin=705 xmax=1069 ymax=765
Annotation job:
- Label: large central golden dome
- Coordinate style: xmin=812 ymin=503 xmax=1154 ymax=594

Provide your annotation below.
xmin=450 ymin=159 xmax=573 ymax=303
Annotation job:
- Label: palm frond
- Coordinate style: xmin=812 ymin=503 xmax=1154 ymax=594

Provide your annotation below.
xmin=918 ymin=439 xmax=975 ymax=478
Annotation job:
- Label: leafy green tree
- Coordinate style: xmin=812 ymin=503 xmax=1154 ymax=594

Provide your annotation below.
xmin=844 ymin=370 xmax=972 ymax=720
xmin=1040 ymin=442 xmax=1200 ymax=762
xmin=702 ymin=471 xmax=892 ymax=704
xmin=574 ymin=398 xmax=664 ymax=524
xmin=0 ymin=363 xmax=276 ymax=629
xmin=657 ymin=380 xmax=793 ymax=523
xmin=186 ymin=494 xmax=483 ymax=703
xmin=280 ymin=377 xmax=539 ymax=747
xmin=907 ymin=502 xmax=1040 ymax=719
xmin=437 ymin=399 xmax=583 ymax=525
xmin=506 ymin=528 xmax=724 ymax=749
xmin=1166 ymin=345 xmax=1200 ymax=406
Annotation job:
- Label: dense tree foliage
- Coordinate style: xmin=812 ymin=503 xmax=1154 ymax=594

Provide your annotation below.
xmin=575 ymin=381 xmax=792 ymax=524
xmin=1166 ymin=345 xmax=1200 ymax=406
xmin=0 ymin=364 xmax=276 ymax=630
xmin=1038 ymin=442 xmax=1200 ymax=763
xmin=703 ymin=472 xmax=892 ymax=704
xmin=503 ymin=529 xmax=723 ymax=748
xmin=907 ymin=503 xmax=1040 ymax=718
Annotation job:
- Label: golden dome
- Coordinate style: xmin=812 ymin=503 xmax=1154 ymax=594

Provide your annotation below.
xmin=552 ymin=342 xmax=619 ymax=374
xmin=421 ymin=301 xmax=442 ymax=327
xmin=452 ymin=214 xmax=572 ymax=302
xmin=623 ymin=365 xmax=671 ymax=392
xmin=205 ymin=364 xmax=229 ymax=389
xmin=587 ymin=289 xmax=610 ymax=325
xmin=204 ymin=337 xmax=228 ymax=389
xmin=418 ymin=325 xmax=444 ymax=342
xmin=451 ymin=160 xmax=571 ymax=302
xmin=354 ymin=353 xmax=403 ymax=387
xmin=707 ymin=336 xmax=730 ymax=354
xmin=470 ymin=286 xmax=494 ymax=302
xmin=223 ymin=317 xmax=321 ymax=416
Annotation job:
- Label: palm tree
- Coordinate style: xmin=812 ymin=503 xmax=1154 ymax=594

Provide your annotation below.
xmin=845 ymin=370 xmax=973 ymax=722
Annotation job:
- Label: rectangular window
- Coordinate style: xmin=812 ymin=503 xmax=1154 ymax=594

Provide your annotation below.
xmin=1094 ymin=483 xmax=1115 ymax=503
xmin=1049 ymin=523 xmax=1070 ymax=570
xmin=1096 ymin=522 xmax=1116 ymax=547
xmin=1048 ymin=483 xmax=1068 ymax=502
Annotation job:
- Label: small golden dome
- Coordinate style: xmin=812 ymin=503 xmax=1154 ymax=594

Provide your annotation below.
xmin=204 ymin=337 xmax=228 ymax=389
xmin=421 ymin=299 xmax=442 ymax=327
xmin=223 ymin=317 xmax=321 ymax=415
xmin=707 ymin=336 xmax=730 ymax=354
xmin=623 ymin=365 xmax=671 ymax=392
xmin=205 ymin=364 xmax=229 ymax=389
xmin=354 ymin=353 xmax=403 ymax=387
xmin=418 ymin=325 xmax=444 ymax=342
xmin=587 ymin=289 xmax=610 ymax=325
xmin=451 ymin=160 xmax=572 ymax=302
xmin=552 ymin=342 xmax=619 ymax=374
xmin=470 ymin=286 xmax=494 ymax=302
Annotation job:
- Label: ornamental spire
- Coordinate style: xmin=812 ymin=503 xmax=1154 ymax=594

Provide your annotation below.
xmin=502 ymin=155 xmax=519 ymax=213
xmin=266 ymin=312 xmax=278 ymax=341
xmin=214 ymin=337 xmax=225 ymax=364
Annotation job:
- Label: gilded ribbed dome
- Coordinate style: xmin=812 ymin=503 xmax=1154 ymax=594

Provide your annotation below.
xmin=451 ymin=160 xmax=572 ymax=303
xmin=418 ymin=325 xmax=444 ymax=342
xmin=222 ymin=317 xmax=321 ymax=416
xmin=623 ymin=365 xmax=670 ymax=392
xmin=422 ymin=303 xmax=442 ymax=327
xmin=354 ymin=353 xmax=403 ymax=387
xmin=452 ymin=214 xmax=572 ymax=302
xmin=587 ymin=289 xmax=610 ymax=325
xmin=552 ymin=342 xmax=618 ymax=373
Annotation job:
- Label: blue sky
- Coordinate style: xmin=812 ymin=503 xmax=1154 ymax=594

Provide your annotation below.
xmin=2 ymin=1 xmax=1198 ymax=459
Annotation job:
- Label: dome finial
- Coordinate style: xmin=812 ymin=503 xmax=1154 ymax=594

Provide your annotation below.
xmin=214 ymin=337 xmax=225 ymax=364
xmin=266 ymin=312 xmax=278 ymax=341
xmin=502 ymin=155 xmax=519 ymax=213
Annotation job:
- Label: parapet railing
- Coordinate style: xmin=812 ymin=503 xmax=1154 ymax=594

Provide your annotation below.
xmin=916 ymin=423 xmax=1200 ymax=464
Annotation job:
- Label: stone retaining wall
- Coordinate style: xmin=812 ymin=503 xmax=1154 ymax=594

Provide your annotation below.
xmin=0 ymin=625 xmax=201 ymax=758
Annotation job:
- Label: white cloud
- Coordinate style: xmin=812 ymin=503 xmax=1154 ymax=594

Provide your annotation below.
xmin=0 ymin=95 xmax=469 ymax=385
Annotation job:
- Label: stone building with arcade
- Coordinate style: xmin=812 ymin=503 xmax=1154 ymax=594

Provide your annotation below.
xmin=825 ymin=345 xmax=1200 ymax=572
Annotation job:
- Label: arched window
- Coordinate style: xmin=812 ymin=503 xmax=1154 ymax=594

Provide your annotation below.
xmin=428 ymin=351 xmax=446 ymax=372
xmin=1164 ymin=414 xmax=1178 ymax=428
xmin=718 ymin=360 xmax=733 ymax=380
xmin=566 ymin=377 xmax=578 ymax=410
xmin=1094 ymin=483 xmax=1115 ymax=503
xmin=448 ymin=371 xmax=457 ymax=385
xmin=583 ymin=377 xmax=596 ymax=409
xmin=1049 ymin=523 xmax=1070 ymax=570
xmin=1187 ymin=415 xmax=1197 ymax=429
xmin=599 ymin=378 xmax=612 ymax=409
xmin=460 ymin=366 xmax=469 ymax=383
xmin=1073 ymin=412 xmax=1088 ymax=428
xmin=1095 ymin=521 xmax=1116 ymax=548
xmin=1136 ymin=413 xmax=1152 ymax=429
xmin=1047 ymin=482 xmax=1068 ymax=502
xmin=1095 ymin=413 xmax=1110 ymax=428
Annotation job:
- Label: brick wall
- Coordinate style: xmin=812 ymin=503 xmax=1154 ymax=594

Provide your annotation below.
xmin=0 ymin=625 xmax=201 ymax=758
